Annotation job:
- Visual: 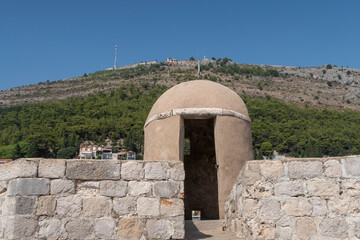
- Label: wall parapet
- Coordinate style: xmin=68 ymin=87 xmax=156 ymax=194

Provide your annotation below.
xmin=0 ymin=158 xmax=185 ymax=240
xmin=224 ymin=156 xmax=360 ymax=239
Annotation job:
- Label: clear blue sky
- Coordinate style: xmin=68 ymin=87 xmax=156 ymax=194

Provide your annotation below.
xmin=1 ymin=0 xmax=359 ymax=90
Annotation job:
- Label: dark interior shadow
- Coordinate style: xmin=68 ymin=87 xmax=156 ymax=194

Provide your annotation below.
xmin=185 ymin=221 xmax=213 ymax=240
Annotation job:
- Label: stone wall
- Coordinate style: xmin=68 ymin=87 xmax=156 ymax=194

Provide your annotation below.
xmin=0 ymin=158 xmax=185 ymax=240
xmin=224 ymin=156 xmax=360 ymax=240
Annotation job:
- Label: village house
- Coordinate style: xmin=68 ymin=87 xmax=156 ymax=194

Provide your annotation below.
xmin=79 ymin=146 xmax=136 ymax=160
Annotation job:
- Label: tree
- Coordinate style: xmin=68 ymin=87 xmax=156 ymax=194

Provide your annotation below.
xmin=211 ymin=57 xmax=216 ymax=60
xmin=13 ymin=143 xmax=22 ymax=159
xmin=57 ymin=147 xmax=77 ymax=159
xmin=25 ymin=142 xmax=38 ymax=158
xmin=326 ymin=64 xmax=332 ymax=69
xmin=260 ymin=142 xmax=273 ymax=158
xmin=189 ymin=57 xmax=195 ymax=61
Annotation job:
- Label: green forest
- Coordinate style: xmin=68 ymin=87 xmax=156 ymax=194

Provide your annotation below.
xmin=1 ymin=82 xmax=360 ymax=160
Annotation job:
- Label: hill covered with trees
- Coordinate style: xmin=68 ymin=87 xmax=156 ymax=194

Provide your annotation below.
xmin=1 ymin=81 xmax=360 ymax=160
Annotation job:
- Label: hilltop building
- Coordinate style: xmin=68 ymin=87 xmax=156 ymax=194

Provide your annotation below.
xmin=79 ymin=146 xmax=136 ymax=160
xmin=79 ymin=146 xmax=103 ymax=159
xmin=167 ymin=57 xmax=178 ymax=63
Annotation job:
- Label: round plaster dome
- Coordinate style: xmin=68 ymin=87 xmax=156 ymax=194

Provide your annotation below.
xmin=146 ymin=80 xmax=249 ymax=122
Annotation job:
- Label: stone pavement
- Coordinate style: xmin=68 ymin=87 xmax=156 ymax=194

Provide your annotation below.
xmin=185 ymin=220 xmax=243 ymax=240
xmin=185 ymin=229 xmax=243 ymax=240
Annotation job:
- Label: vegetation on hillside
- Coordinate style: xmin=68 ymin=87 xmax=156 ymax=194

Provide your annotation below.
xmin=1 ymin=81 xmax=360 ymax=160
xmin=0 ymin=84 xmax=166 ymax=159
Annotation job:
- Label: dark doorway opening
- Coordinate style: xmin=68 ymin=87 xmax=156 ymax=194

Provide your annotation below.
xmin=184 ymin=118 xmax=219 ymax=220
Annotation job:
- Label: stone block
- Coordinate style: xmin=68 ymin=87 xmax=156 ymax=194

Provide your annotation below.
xmin=100 ymin=180 xmax=127 ymax=197
xmin=0 ymin=216 xmax=2 ymax=238
xmin=66 ymin=160 xmax=120 ymax=180
xmin=4 ymin=216 xmax=37 ymax=239
xmin=0 ymin=159 xmax=37 ymax=181
xmin=50 ymin=179 xmax=75 ymax=195
xmin=38 ymin=159 xmax=65 ymax=178
xmin=344 ymin=157 xmax=360 ymax=177
xmin=258 ymin=199 xmax=281 ymax=221
xmin=275 ymin=215 xmax=296 ymax=240
xmin=274 ymin=180 xmax=304 ymax=196
xmin=118 ymin=217 xmax=142 ymax=239
xmin=310 ymin=197 xmax=327 ymax=216
xmin=327 ymin=196 xmax=358 ymax=215
xmin=160 ymin=199 xmax=184 ymax=216
xmin=128 ymin=181 xmax=152 ymax=196
xmin=242 ymin=161 xmax=261 ymax=185
xmin=319 ymin=217 xmax=348 ymax=239
xmin=170 ymin=216 xmax=185 ymax=239
xmin=146 ymin=219 xmax=172 ymax=239
xmin=7 ymin=178 xmax=49 ymax=196
xmin=83 ymin=197 xmax=111 ymax=217
xmin=137 ymin=197 xmax=160 ymax=217
xmin=281 ymin=198 xmax=312 ymax=216
xmin=261 ymin=227 xmax=276 ymax=240
xmin=0 ymin=181 xmax=6 ymax=194
xmin=276 ymin=226 xmax=293 ymax=240
xmin=121 ymin=161 xmax=143 ymax=180
xmin=36 ymin=196 xmax=56 ymax=216
xmin=169 ymin=162 xmax=185 ymax=181
xmin=56 ymin=196 xmax=82 ymax=217
xmin=76 ymin=181 xmax=99 ymax=197
xmin=144 ymin=162 xmax=168 ymax=180
xmin=153 ymin=181 xmax=180 ymax=198
xmin=246 ymin=181 xmax=273 ymax=199
xmin=38 ymin=218 xmax=62 ymax=239
xmin=260 ymin=160 xmax=284 ymax=180
xmin=324 ymin=160 xmax=342 ymax=177
xmin=65 ymin=219 xmax=94 ymax=240
xmin=113 ymin=196 xmax=136 ymax=216
xmin=306 ymin=179 xmax=339 ymax=197
xmin=342 ymin=179 xmax=360 ymax=196
xmin=288 ymin=161 xmax=323 ymax=179
xmin=94 ymin=217 xmax=115 ymax=239
xmin=3 ymin=196 xmax=36 ymax=215
xmin=354 ymin=220 xmax=360 ymax=238
xmin=296 ymin=217 xmax=316 ymax=240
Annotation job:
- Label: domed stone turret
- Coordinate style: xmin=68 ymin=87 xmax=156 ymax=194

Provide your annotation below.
xmin=144 ymin=80 xmax=253 ymax=219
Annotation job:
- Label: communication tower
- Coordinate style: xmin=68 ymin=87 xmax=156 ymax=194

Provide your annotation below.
xmin=114 ymin=44 xmax=117 ymax=70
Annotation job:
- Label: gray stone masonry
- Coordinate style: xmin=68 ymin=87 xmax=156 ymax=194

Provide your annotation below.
xmin=8 ymin=178 xmax=49 ymax=196
xmin=2 ymin=156 xmax=358 ymax=240
xmin=0 ymin=158 xmax=185 ymax=240
xmin=225 ymin=156 xmax=360 ymax=240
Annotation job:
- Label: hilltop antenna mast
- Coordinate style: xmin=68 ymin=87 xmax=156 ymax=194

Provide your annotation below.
xmin=114 ymin=44 xmax=117 ymax=70
xmin=197 ymin=59 xmax=201 ymax=75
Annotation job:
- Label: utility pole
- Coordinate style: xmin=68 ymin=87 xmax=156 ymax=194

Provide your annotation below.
xmin=114 ymin=44 xmax=117 ymax=70
xmin=197 ymin=59 xmax=201 ymax=75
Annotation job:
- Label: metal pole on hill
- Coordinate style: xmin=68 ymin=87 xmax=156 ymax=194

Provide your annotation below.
xmin=197 ymin=59 xmax=201 ymax=75
xmin=114 ymin=44 xmax=117 ymax=70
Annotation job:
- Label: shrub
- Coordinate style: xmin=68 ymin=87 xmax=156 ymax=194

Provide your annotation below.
xmin=57 ymin=147 xmax=77 ymax=159
xmin=323 ymin=69 xmax=327 ymax=74
xmin=347 ymin=70 xmax=351 ymax=75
